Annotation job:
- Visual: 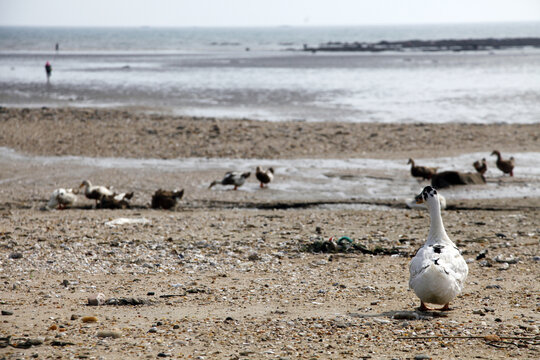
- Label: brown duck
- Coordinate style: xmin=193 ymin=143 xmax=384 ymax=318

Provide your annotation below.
xmin=408 ymin=158 xmax=438 ymax=180
xmin=256 ymin=166 xmax=274 ymax=188
xmin=151 ymin=189 xmax=184 ymax=209
xmin=491 ymin=150 xmax=514 ymax=176
xmin=473 ymin=158 xmax=487 ymax=175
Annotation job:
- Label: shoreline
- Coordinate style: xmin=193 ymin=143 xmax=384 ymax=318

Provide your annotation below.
xmin=1 ymin=107 xmax=538 ymax=160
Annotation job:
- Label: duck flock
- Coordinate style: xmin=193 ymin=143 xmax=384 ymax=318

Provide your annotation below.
xmin=42 ymin=150 xmax=516 ymax=312
xmin=46 ymin=150 xmax=514 ymax=212
xmin=408 ymin=149 xmax=514 ymax=187
xmin=46 ymin=166 xmax=275 ymax=211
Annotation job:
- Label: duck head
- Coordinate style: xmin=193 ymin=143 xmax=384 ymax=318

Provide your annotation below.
xmin=80 ymin=180 xmax=91 ymax=189
xmin=491 ymin=150 xmax=500 ymax=157
xmin=242 ymin=172 xmax=251 ymax=179
xmin=415 ymin=186 xmax=438 ymax=204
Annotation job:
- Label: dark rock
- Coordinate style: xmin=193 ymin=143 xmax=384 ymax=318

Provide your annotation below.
xmin=9 ymin=252 xmax=22 ymax=259
xmin=147 ymin=292 xmax=155 ymax=296
xmin=486 ymin=284 xmax=502 ymax=289
xmin=50 ymin=340 xmax=74 ymax=346
xmin=151 ymin=189 xmax=184 ymax=209
xmin=476 ymin=249 xmax=488 ymax=260
xmin=1 ymin=310 xmax=13 ymax=316
xmin=431 ymin=171 xmax=485 ymax=189
xmin=414 ymin=355 xmax=431 ymax=360
xmin=148 ymin=327 xmax=158 ymax=333
xmin=157 ymin=353 xmax=170 ymax=358
xmin=495 ymin=318 xmax=502 ymax=322
xmin=173 ymin=324 xmax=180 ymax=329
xmin=224 ymin=316 xmax=234 ymax=322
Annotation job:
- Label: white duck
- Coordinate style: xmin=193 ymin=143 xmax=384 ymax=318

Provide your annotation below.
xmin=80 ymin=180 xmax=114 ymax=206
xmin=46 ymin=188 xmax=78 ymax=210
xmin=209 ymin=171 xmax=251 ymax=190
xmin=409 ymin=186 xmax=468 ymax=311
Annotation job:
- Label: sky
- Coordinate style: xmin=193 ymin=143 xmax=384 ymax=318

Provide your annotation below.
xmin=1 ymin=0 xmax=540 ymax=27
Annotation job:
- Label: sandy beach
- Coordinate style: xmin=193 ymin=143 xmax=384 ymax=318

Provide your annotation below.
xmin=1 ymin=107 xmax=539 ymax=359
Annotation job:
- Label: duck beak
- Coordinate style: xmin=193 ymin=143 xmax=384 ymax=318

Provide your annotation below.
xmin=415 ymin=193 xmax=424 ymax=204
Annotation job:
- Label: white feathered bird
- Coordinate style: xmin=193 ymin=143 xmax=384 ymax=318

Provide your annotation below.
xmin=46 ymin=188 xmax=78 ymax=210
xmin=409 ymin=186 xmax=468 ymax=311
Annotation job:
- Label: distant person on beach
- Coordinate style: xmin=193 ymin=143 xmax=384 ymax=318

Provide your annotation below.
xmin=45 ymin=61 xmax=52 ymax=81
xmin=55 ymin=43 xmax=59 ymax=51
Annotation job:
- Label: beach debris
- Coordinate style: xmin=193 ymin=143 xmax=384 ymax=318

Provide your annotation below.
xmin=494 ymin=254 xmax=518 ymax=264
xmin=151 ymin=189 xmax=184 ymax=209
xmin=105 ymin=297 xmax=149 ymax=306
xmin=105 ymin=217 xmax=150 ymax=227
xmin=408 ymin=158 xmax=438 ymax=180
xmin=87 ymin=293 xmax=106 ymax=306
xmin=491 ymin=150 xmax=515 ymax=176
xmin=302 ymin=236 xmax=405 ymax=256
xmin=1 ymin=336 xmax=44 ymax=349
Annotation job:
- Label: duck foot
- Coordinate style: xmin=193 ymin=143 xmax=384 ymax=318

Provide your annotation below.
xmin=418 ymin=302 xmax=432 ymax=312
xmin=438 ymin=303 xmax=451 ymax=311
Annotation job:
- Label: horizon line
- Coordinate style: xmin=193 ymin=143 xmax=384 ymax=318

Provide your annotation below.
xmin=1 ymin=20 xmax=540 ymax=29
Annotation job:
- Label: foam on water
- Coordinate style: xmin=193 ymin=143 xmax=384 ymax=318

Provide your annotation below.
xmin=1 ymin=147 xmax=538 ymax=202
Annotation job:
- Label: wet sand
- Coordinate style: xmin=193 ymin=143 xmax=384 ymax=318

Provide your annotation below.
xmin=0 ymin=107 xmax=539 ymax=359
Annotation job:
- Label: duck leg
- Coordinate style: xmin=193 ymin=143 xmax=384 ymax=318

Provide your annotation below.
xmin=419 ymin=302 xmax=432 ymax=312
xmin=234 ymin=185 xmax=238 ymax=190
xmin=260 ymin=182 xmax=264 ymax=188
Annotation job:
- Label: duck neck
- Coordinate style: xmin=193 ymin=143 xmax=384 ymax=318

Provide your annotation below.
xmin=426 ymin=197 xmax=448 ymax=244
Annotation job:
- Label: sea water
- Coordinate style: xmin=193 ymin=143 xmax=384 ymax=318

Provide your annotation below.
xmin=1 ymin=23 xmax=540 ymax=124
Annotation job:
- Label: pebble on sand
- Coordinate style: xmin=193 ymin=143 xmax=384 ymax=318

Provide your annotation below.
xmin=1 ymin=310 xmax=13 ymax=316
xmin=88 ymin=293 xmax=106 ymax=306
xmin=81 ymin=316 xmax=98 ymax=323
xmin=97 ymin=330 xmax=122 ymax=339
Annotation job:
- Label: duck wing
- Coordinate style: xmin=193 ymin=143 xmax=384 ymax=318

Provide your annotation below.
xmin=409 ymin=243 xmax=468 ymax=284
